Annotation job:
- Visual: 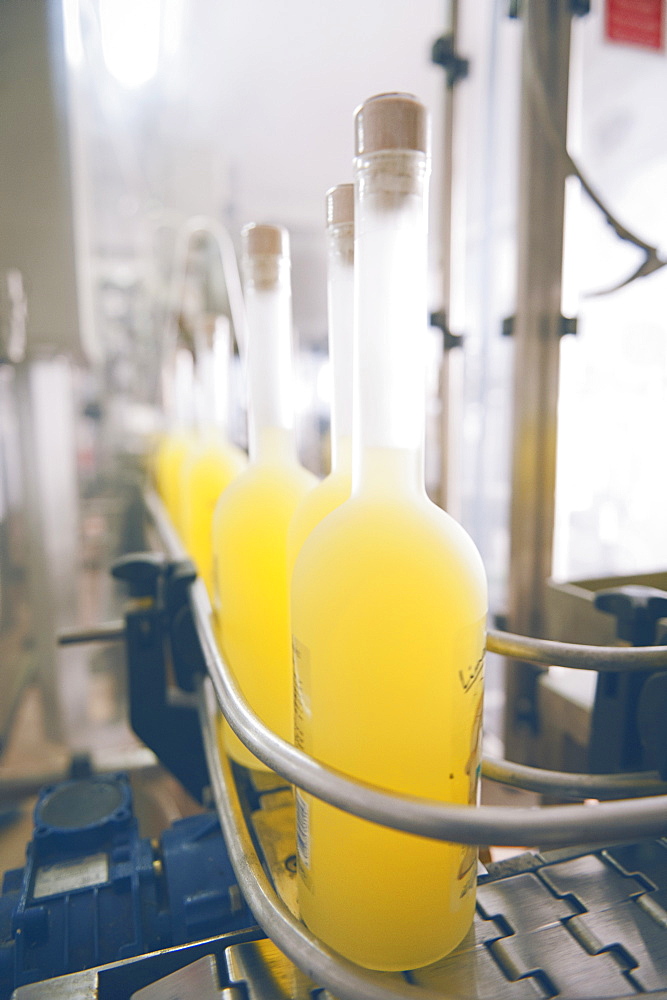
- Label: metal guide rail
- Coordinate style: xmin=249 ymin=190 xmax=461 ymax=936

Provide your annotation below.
xmin=142 ymin=489 xmax=667 ymax=999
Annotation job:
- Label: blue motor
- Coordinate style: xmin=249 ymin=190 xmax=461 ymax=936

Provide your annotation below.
xmin=0 ymin=773 xmax=255 ymax=997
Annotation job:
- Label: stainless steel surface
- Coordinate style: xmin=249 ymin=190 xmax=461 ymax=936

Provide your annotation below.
xmin=491 ymin=922 xmax=634 ymax=998
xmin=487 ymin=629 xmax=667 ymax=672
xmin=567 ymin=900 xmax=667 ymax=993
xmin=33 ymin=853 xmax=109 ymax=899
xmin=538 ymin=854 xmax=649 ymax=912
xmin=482 ymin=757 xmax=667 ymax=801
xmin=12 ymin=970 xmax=98 ymax=999
xmin=130 ymin=955 xmax=223 ymax=999
xmin=477 ymin=871 xmax=578 ymax=931
xmin=10 ymin=935 xmax=260 ymax=1000
xmin=226 ymin=939 xmax=318 ymax=1000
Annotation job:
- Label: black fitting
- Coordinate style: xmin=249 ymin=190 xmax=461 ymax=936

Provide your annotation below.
xmin=430 ymin=309 xmax=463 ymax=351
xmin=589 ymin=584 xmax=667 ymax=774
xmin=113 ymin=551 xmax=209 ymax=801
xmin=111 ymin=552 xmax=167 ymax=600
xmin=431 ymin=34 xmax=469 ymax=88
xmin=501 ymin=314 xmax=577 ymax=338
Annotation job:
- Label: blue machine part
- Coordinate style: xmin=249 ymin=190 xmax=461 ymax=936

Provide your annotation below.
xmin=0 ymin=774 xmax=254 ymax=997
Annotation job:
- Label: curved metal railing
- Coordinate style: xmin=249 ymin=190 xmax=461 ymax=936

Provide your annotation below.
xmin=145 ymin=488 xmax=667 ymax=1000
xmin=144 ymin=487 xmax=667 ymax=837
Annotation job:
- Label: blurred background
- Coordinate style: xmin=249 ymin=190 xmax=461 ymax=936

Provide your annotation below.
xmin=0 ymin=0 xmax=666 ymax=792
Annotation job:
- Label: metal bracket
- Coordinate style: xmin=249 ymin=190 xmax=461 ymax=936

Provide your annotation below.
xmin=112 ymin=553 xmax=209 ymax=803
xmin=431 ymin=34 xmax=469 ymax=88
xmin=430 ymin=309 xmax=464 ymax=351
xmin=508 ymin=1 xmax=590 ymax=18
xmin=502 ymin=314 xmax=578 ymax=338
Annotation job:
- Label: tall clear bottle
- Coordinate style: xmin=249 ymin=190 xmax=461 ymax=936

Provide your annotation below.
xmin=288 ymin=184 xmax=354 ymax=565
xmin=291 ymin=94 xmax=487 ymax=971
xmin=179 ymin=317 xmax=246 ymax=597
xmin=154 ymin=346 xmax=197 ymax=534
xmin=213 ymin=224 xmax=315 ymax=770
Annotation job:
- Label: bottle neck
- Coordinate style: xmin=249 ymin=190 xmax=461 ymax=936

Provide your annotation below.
xmin=166 ymin=347 xmax=195 ymax=432
xmin=352 ymin=150 xmax=430 ymax=496
xmin=245 ymin=268 xmax=297 ymax=464
xmin=193 ymin=316 xmax=231 ymax=438
xmin=327 ymin=222 xmax=354 ymax=475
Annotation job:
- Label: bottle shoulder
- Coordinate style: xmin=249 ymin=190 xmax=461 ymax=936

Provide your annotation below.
xmin=214 ymin=457 xmax=316 ymax=519
xmin=294 ymin=492 xmax=487 ymax=602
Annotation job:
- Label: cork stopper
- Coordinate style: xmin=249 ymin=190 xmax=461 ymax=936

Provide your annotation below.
xmin=241 ymin=223 xmax=289 ymax=259
xmin=354 ymin=93 xmax=429 ymax=157
xmin=240 ymin=223 xmax=290 ymax=290
xmin=326 ymin=184 xmax=354 ymax=228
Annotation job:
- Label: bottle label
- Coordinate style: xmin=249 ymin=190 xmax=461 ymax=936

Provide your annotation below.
xmin=292 ymin=636 xmax=312 ymax=754
xmin=295 ymin=789 xmax=311 ymax=881
xmin=457 ymin=649 xmax=484 ymax=900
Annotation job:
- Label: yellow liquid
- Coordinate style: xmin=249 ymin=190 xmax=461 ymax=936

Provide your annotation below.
xmin=179 ymin=435 xmax=246 ymax=596
xmin=212 ymin=428 xmax=315 ymax=769
xmin=154 ymin=429 xmax=196 ymax=534
xmin=291 ymin=449 xmax=486 ymax=971
xmin=288 ymin=467 xmax=351 ymax=571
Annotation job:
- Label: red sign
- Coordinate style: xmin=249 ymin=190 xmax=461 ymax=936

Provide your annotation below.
xmin=605 ymin=0 xmax=665 ymax=50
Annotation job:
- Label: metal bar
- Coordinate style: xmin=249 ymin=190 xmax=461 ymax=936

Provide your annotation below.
xmin=436 ymin=0 xmax=459 ymax=516
xmin=482 ymin=756 xmax=667 ymax=800
xmin=487 ymin=628 xmax=667 ymax=671
xmin=144 ymin=487 xmax=667 ymax=841
xmin=505 ymin=0 xmax=574 ymax=761
xmin=192 ymin=579 xmax=667 ymax=847
xmin=57 ymin=621 xmax=125 ymax=646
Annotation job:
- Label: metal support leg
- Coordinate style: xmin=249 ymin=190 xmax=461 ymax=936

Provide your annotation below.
xmin=505 ymin=0 xmax=573 ymax=762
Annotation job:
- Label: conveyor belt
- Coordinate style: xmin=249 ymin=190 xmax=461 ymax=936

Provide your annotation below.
xmin=238 ymin=766 xmax=667 ymax=999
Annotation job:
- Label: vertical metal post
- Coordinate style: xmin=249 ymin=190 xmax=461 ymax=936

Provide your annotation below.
xmin=504 ymin=0 xmax=573 ymax=762
xmin=432 ymin=0 xmax=467 ymax=516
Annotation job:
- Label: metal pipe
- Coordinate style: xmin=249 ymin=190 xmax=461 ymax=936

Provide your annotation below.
xmin=57 ymin=621 xmax=125 ymax=646
xmin=192 ymin=579 xmax=667 ymax=847
xmin=487 ymin=627 xmax=667 ymax=671
xmin=482 ymin=756 xmax=667 ymax=800
xmin=143 ymin=488 xmax=667 ymax=842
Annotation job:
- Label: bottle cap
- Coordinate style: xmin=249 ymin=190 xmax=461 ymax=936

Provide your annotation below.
xmin=241 ymin=223 xmax=289 ymax=259
xmin=326 ymin=184 xmax=354 ymax=228
xmin=354 ymin=93 xmax=429 ymax=156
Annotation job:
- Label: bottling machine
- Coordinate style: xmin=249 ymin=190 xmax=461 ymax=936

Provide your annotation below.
xmin=1 ymin=0 xmax=667 ymax=996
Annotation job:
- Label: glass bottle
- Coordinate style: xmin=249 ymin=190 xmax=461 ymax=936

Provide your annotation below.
xmin=291 ymin=94 xmax=487 ymax=971
xmin=154 ymin=345 xmax=197 ymax=534
xmin=288 ymin=183 xmax=354 ymax=566
xmin=179 ymin=316 xmax=246 ymax=597
xmin=213 ymin=223 xmax=315 ymax=769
